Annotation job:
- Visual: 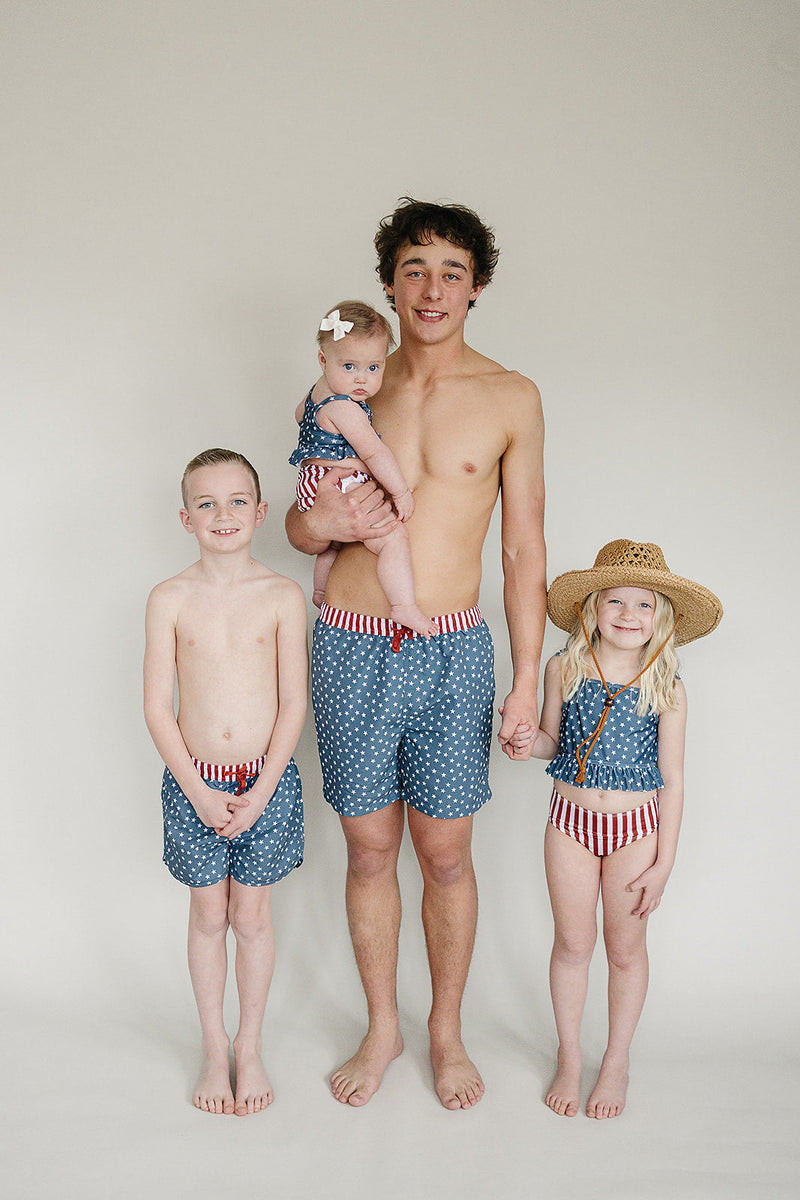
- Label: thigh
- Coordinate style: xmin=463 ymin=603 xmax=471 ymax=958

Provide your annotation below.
xmin=230 ymin=761 xmax=304 ymax=887
xmin=311 ymin=622 xmax=405 ymax=816
xmin=407 ymin=806 xmax=474 ymax=871
xmin=162 ymin=768 xmax=231 ymax=887
xmin=544 ymin=823 xmax=602 ymax=943
xmin=599 ymin=833 xmax=659 ymax=946
xmin=400 ymin=624 xmax=495 ymax=820
xmin=227 ymin=877 xmax=273 ymax=923
xmin=339 ymin=801 xmax=405 ymax=869
xmin=189 ymin=878 xmax=231 ymax=927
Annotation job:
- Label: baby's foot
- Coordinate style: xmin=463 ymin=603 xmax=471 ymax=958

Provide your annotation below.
xmin=545 ymin=1048 xmax=581 ymax=1117
xmin=193 ymin=1042 xmax=234 ymax=1114
xmin=312 ymin=589 xmax=326 ymax=609
xmin=586 ymin=1052 xmax=629 ymax=1119
xmin=390 ymin=605 xmax=439 ymax=638
xmin=233 ymin=1042 xmax=273 ymax=1115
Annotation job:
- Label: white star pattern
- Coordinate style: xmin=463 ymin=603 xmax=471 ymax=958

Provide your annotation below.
xmin=162 ymin=761 xmax=304 ymax=887
xmin=311 ymin=620 xmax=495 ymax=819
xmin=546 ymin=679 xmax=663 ymax=791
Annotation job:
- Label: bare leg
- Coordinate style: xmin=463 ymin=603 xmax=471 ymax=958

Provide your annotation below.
xmin=362 ymin=525 xmax=438 ymax=637
xmin=228 ymin=880 xmax=275 ymax=1115
xmin=586 ymin=833 xmax=658 ymax=1119
xmin=330 ymin=803 xmax=406 ymax=1105
xmin=407 ymin=809 xmax=483 ymax=1110
xmin=312 ymin=547 xmax=338 ymax=609
xmin=187 ymin=881 xmax=235 ymax=1114
xmin=543 ymin=824 xmax=601 ymax=1116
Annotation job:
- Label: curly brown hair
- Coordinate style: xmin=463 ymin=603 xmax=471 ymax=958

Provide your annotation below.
xmin=375 ymin=197 xmax=499 ymax=311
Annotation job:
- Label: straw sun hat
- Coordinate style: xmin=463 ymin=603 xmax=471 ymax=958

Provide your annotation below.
xmin=547 ymin=539 xmax=723 ymax=646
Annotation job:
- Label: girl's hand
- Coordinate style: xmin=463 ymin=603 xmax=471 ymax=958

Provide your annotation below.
xmin=497 ymin=707 xmax=535 ymax=756
xmin=626 ymin=863 xmax=671 ymax=918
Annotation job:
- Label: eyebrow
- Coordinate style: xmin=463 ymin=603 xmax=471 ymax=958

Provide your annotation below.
xmin=192 ymin=492 xmax=251 ymax=501
xmin=398 ymin=254 xmax=469 ymax=272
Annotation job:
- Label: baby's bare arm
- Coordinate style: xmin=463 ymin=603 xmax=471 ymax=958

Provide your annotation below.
xmin=323 ymin=399 xmax=414 ymax=519
xmin=217 ymin=580 xmax=308 ymax=837
xmin=144 ymin=583 xmax=248 ymax=830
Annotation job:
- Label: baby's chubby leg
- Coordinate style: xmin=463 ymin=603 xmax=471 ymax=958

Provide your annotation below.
xmin=188 ymin=880 xmax=235 ymax=1114
xmin=362 ymin=524 xmax=438 ymax=637
xmin=228 ymin=880 xmax=276 ymax=1115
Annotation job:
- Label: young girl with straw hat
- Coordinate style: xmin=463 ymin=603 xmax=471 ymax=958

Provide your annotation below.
xmin=514 ymin=539 xmax=722 ymax=1120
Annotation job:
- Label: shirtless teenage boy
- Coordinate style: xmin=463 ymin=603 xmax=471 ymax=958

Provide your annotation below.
xmin=286 ymin=199 xmax=547 ymax=1109
xmin=145 ymin=449 xmax=307 ymax=1115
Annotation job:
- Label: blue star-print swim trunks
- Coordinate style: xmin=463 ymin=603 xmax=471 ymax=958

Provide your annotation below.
xmin=311 ymin=605 xmax=495 ymax=819
xmin=162 ymin=757 xmax=304 ymax=887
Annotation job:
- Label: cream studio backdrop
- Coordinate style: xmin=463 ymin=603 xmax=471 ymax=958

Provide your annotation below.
xmin=2 ymin=2 xmax=797 ymax=1198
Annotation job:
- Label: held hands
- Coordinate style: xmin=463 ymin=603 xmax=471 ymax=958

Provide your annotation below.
xmin=497 ymin=690 xmax=539 ymax=761
xmin=626 ymin=863 xmax=671 ymax=918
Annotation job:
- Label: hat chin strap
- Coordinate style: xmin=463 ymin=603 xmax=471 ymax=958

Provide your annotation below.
xmin=573 ymin=603 xmax=683 ymax=785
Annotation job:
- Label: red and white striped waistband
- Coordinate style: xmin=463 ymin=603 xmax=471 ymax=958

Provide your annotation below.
xmin=548 ymin=787 xmax=659 ymax=857
xmin=318 ymin=603 xmax=483 ymax=637
xmin=192 ymin=756 xmax=266 ymax=793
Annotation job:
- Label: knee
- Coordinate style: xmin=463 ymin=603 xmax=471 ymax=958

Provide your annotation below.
xmin=346 ymin=839 xmax=398 ymax=882
xmin=553 ymin=927 xmax=597 ymax=966
xmin=604 ymin=936 xmax=646 ymax=972
xmin=190 ymin=904 xmax=229 ymax=940
xmin=417 ymin=846 xmax=472 ymax=889
xmin=228 ymin=903 xmax=271 ymax=943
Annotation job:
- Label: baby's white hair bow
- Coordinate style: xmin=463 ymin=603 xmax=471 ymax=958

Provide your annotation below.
xmin=319 ymin=309 xmax=354 ymax=341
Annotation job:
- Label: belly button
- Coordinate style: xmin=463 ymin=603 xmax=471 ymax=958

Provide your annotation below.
xmin=222 ymin=731 xmax=232 ymax=740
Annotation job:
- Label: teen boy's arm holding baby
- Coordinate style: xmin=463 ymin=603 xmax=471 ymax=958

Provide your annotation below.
xmin=144 ymin=571 xmax=307 ymax=838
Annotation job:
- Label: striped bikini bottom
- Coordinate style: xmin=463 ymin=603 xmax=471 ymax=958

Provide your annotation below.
xmin=548 ymin=787 xmax=659 ymax=857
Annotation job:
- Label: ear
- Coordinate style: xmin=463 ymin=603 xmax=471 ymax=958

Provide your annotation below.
xmin=469 ymin=282 xmax=484 ymax=304
xmin=179 ymin=508 xmax=193 ymax=533
xmin=318 ymin=348 xmax=326 ymax=370
xmin=384 ymin=282 xmax=395 ymax=299
xmin=255 ymin=501 xmax=268 ymax=527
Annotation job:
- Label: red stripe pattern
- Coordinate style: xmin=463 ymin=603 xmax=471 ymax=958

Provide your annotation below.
xmin=295 ymin=465 xmax=371 ymax=512
xmin=319 ymin=603 xmax=483 ymax=638
xmin=192 ymin=755 xmax=266 ymax=796
xmin=548 ymin=787 xmax=658 ymax=857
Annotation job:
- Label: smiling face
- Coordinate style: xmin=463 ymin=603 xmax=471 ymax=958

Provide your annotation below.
xmin=385 ymin=235 xmax=482 ymax=344
xmin=318 ymin=332 xmax=388 ymax=401
xmin=179 ymin=461 xmax=267 ymax=552
xmin=596 ymin=586 xmax=657 ymax=650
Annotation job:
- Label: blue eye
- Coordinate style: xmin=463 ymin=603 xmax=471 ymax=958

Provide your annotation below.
xmin=199 ymin=501 xmax=213 ymax=509
xmin=343 ymin=363 xmax=355 ymax=371
xmin=368 ymin=364 xmax=379 ymax=372
xmin=232 ymin=498 xmax=246 ymax=506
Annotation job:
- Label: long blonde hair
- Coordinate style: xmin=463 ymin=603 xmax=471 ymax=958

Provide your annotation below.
xmin=560 ymin=590 xmax=680 ymax=716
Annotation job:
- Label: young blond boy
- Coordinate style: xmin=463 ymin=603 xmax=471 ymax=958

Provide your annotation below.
xmin=144 ymin=448 xmax=307 ymax=1115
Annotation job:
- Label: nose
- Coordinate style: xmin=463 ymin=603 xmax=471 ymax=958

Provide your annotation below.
xmin=423 ymin=275 xmax=442 ymax=301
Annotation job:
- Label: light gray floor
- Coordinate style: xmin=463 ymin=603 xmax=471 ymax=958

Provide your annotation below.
xmin=5 ymin=990 xmax=797 ymax=1200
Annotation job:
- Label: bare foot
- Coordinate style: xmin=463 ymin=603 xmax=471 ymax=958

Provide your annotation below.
xmin=233 ymin=1042 xmax=274 ymax=1115
xmin=545 ymin=1048 xmax=581 ymax=1117
xmin=193 ymin=1042 xmax=235 ymax=1114
xmin=312 ymin=589 xmax=325 ymax=609
xmin=586 ymin=1052 xmax=629 ymax=1119
xmin=430 ymin=1035 xmax=484 ymax=1110
xmin=330 ymin=1027 xmax=404 ymax=1106
xmin=390 ymin=605 xmax=439 ymax=638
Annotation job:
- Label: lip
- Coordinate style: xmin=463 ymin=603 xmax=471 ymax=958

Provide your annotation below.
xmin=212 ymin=528 xmax=239 ymax=536
xmin=415 ymin=308 xmax=446 ymax=322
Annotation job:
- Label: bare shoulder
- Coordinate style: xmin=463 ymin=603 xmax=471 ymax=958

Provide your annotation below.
xmin=146 ymin=564 xmax=201 ymax=611
xmin=250 ymin=564 xmax=307 ymax=612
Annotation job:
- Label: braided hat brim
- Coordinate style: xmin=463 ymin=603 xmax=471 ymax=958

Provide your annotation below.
xmin=547 ymin=565 xmax=723 ymax=645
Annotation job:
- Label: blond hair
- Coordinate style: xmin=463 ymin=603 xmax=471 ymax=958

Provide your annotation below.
xmin=181 ymin=448 xmax=261 ymax=507
xmin=316 ymin=301 xmax=396 ymax=351
xmin=560 ymin=590 xmax=680 ymax=716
